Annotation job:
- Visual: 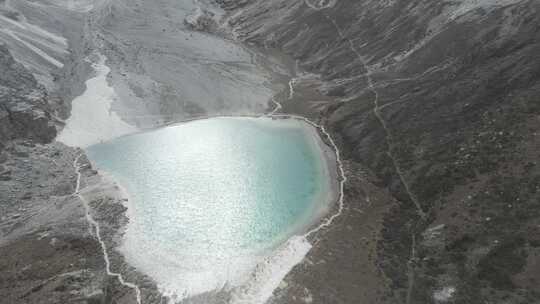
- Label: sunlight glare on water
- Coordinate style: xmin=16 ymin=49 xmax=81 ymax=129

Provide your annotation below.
xmin=86 ymin=117 xmax=331 ymax=298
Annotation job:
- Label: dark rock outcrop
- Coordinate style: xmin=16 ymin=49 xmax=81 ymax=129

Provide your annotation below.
xmin=184 ymin=8 xmax=218 ymax=32
xmin=0 ymin=44 xmax=57 ymax=149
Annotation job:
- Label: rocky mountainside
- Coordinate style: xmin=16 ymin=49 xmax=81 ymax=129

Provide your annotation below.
xmin=1 ymin=0 xmax=539 ymax=303
xmin=218 ymin=0 xmax=540 ymax=303
xmin=0 ymin=43 xmax=112 ymax=303
xmin=0 ymin=44 xmax=57 ymax=148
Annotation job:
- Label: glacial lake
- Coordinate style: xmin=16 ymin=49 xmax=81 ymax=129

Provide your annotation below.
xmin=86 ymin=116 xmax=334 ymax=298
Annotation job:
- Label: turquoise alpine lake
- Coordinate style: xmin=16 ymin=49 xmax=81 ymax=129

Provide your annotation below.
xmin=85 ymin=116 xmax=334 ymax=298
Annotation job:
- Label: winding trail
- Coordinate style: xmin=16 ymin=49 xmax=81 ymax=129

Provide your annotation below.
xmin=406 ymin=234 xmax=417 ymax=304
xmin=288 ymin=77 xmax=297 ymax=100
xmin=322 ymin=13 xmax=427 ymax=220
xmin=268 ymin=97 xmax=282 ymax=115
xmin=303 ymin=121 xmax=347 ymax=239
xmin=267 ymin=77 xmax=347 ymax=239
xmin=312 ymin=8 xmax=428 ymax=303
xmin=72 ymin=154 xmax=143 ymax=304
xmin=269 ymin=114 xmax=346 ymax=238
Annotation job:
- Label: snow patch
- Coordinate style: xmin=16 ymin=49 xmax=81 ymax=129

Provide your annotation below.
xmin=304 ymin=0 xmax=337 ymax=10
xmin=433 ymin=286 xmax=456 ymax=302
xmin=148 ymin=236 xmax=311 ymax=304
xmin=229 ymin=236 xmax=312 ymax=304
xmin=57 ymin=54 xmax=136 ymax=147
xmin=444 ymin=0 xmax=524 ymax=21
xmin=57 ymin=0 xmax=95 ymax=12
xmin=24 ymin=0 xmax=96 ymax=12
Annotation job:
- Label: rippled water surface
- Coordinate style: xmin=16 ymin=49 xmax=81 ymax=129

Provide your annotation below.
xmin=86 ymin=116 xmax=331 ymax=297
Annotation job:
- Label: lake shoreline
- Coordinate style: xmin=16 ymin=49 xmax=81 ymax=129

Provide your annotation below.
xmin=82 ymin=115 xmax=342 ymax=303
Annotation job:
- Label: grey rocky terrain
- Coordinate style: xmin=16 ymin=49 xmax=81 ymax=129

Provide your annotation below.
xmin=219 ymin=1 xmax=540 ymax=303
xmin=0 ymin=44 xmax=57 ymax=146
xmin=0 ymin=37 xmax=107 ymax=302
xmin=1 ymin=0 xmax=539 ymax=303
